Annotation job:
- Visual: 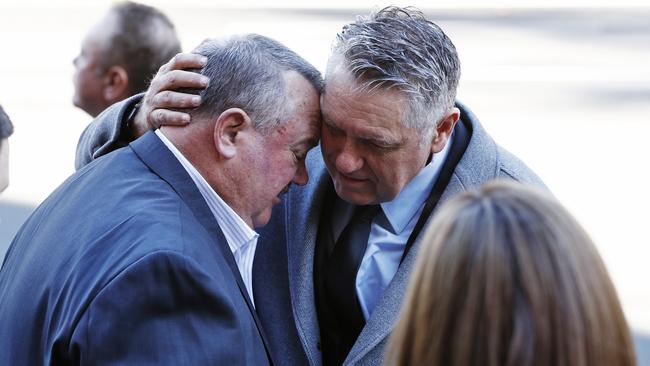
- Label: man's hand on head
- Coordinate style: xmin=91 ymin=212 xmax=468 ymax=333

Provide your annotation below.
xmin=131 ymin=53 xmax=210 ymax=138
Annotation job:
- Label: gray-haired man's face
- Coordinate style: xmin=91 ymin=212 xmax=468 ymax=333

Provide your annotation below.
xmin=72 ymin=12 xmax=118 ymax=117
xmin=319 ymin=65 xmax=435 ymax=205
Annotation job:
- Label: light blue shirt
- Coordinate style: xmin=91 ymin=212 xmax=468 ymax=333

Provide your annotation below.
xmin=155 ymin=130 xmax=259 ymax=306
xmin=332 ymin=134 xmax=453 ymax=320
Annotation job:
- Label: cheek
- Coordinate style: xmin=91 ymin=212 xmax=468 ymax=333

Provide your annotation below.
xmin=267 ymin=160 xmax=297 ymax=187
xmin=366 ymin=156 xmax=406 ymax=194
xmin=73 ymin=66 xmax=84 ymax=84
xmin=389 ymin=152 xmax=426 ymax=189
xmin=366 ymin=159 xmax=388 ymax=183
xmin=75 ymin=69 xmax=95 ymax=90
xmin=74 ymin=58 xmax=89 ymax=76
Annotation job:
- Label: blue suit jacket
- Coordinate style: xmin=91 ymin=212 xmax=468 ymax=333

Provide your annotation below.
xmin=0 ymin=132 xmax=272 ymax=365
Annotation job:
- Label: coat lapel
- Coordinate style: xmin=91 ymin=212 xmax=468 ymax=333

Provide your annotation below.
xmin=343 ymin=178 xmax=467 ymax=365
xmin=285 ymin=147 xmax=332 ymax=365
xmin=129 ymin=131 xmax=274 ymax=362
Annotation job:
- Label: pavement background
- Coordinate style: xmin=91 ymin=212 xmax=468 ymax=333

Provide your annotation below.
xmin=1 ymin=0 xmax=648 ymax=363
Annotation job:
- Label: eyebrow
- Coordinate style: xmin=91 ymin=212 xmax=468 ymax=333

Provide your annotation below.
xmin=361 ymin=134 xmax=402 ymax=146
xmin=322 ymin=118 xmax=341 ymax=132
xmin=325 ymin=118 xmax=401 ymax=146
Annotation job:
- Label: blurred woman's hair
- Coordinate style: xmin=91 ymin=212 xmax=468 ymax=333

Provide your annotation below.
xmin=386 ymin=180 xmax=635 ymax=366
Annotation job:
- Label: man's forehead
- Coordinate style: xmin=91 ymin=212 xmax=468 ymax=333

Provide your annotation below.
xmin=277 ymin=105 xmax=321 ymax=146
xmin=321 ymin=80 xmax=406 ymax=121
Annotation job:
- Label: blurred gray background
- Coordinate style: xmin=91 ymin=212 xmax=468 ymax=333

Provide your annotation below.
xmin=1 ymin=0 xmax=649 ymax=362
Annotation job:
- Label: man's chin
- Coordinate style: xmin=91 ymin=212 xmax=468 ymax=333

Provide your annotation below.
xmin=251 ymin=207 xmax=273 ymax=228
xmin=334 ymin=184 xmax=377 ymax=206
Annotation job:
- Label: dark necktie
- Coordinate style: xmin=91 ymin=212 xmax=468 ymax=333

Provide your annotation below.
xmin=323 ymin=204 xmax=380 ymax=364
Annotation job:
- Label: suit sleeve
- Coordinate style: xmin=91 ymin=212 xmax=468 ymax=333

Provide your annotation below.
xmin=69 ymin=250 xmax=248 ymax=365
xmin=74 ymin=94 xmax=144 ymax=171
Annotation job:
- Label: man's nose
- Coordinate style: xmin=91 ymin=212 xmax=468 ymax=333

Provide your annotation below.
xmin=335 ymin=140 xmax=363 ymax=174
xmin=292 ymin=162 xmax=309 ymax=186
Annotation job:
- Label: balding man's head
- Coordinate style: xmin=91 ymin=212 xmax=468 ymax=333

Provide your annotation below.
xmin=73 ymin=1 xmax=181 ymax=117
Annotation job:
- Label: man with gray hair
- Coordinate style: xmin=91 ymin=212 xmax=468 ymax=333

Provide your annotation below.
xmin=75 ymin=6 xmax=543 ymax=365
xmin=72 ymin=1 xmax=181 ymax=119
xmin=0 ymin=35 xmax=321 ymax=365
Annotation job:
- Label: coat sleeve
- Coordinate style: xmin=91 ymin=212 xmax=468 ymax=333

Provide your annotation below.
xmin=74 ymin=94 xmax=144 ymax=171
xmin=68 ymin=250 xmax=251 ymax=365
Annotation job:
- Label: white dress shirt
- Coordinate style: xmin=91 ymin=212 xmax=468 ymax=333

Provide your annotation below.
xmin=155 ymin=130 xmax=258 ymax=306
xmin=331 ymin=132 xmax=453 ymax=320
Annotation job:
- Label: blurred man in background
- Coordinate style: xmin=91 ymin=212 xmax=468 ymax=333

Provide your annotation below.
xmin=72 ymin=1 xmax=181 ymax=118
xmin=0 ymin=105 xmax=14 ymax=193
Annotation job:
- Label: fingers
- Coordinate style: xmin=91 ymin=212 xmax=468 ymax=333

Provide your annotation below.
xmin=150 ymin=90 xmax=202 ymax=110
xmin=149 ymin=109 xmax=192 ymax=128
xmin=150 ymin=70 xmax=209 ymax=93
xmin=139 ymin=52 xmax=209 ymax=129
xmin=158 ymin=52 xmax=207 ymax=74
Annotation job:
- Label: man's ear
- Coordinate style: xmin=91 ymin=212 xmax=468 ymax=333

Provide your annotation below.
xmin=213 ymin=108 xmax=253 ymax=159
xmin=102 ymin=65 xmax=129 ymax=103
xmin=431 ymin=107 xmax=460 ymax=154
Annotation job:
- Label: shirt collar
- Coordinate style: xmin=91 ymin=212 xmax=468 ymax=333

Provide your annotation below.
xmin=380 ymin=131 xmax=454 ymax=234
xmin=155 ymin=130 xmax=258 ymax=253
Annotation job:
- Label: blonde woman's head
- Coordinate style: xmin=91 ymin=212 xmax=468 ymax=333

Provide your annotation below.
xmin=386 ymin=180 xmax=635 ymax=366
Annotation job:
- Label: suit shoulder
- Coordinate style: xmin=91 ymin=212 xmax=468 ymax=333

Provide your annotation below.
xmin=495 ymin=145 xmax=546 ymax=187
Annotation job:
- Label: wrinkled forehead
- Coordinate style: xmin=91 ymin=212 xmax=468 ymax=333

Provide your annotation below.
xmin=322 ymin=66 xmax=408 ymax=115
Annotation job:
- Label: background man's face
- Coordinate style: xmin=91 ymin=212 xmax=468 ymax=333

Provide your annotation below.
xmin=320 ymin=67 xmax=433 ymax=205
xmin=246 ymin=72 xmax=321 ymax=227
xmin=72 ymin=13 xmax=116 ymax=117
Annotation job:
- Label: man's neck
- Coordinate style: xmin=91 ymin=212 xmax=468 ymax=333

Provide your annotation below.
xmin=159 ymin=126 xmax=254 ymax=227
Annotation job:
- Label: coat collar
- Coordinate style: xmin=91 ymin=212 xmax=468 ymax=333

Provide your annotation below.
xmin=284 ymin=148 xmax=333 ymax=366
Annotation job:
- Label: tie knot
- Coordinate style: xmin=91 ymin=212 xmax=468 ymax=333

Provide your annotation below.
xmin=355 ymin=204 xmax=381 ymax=223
